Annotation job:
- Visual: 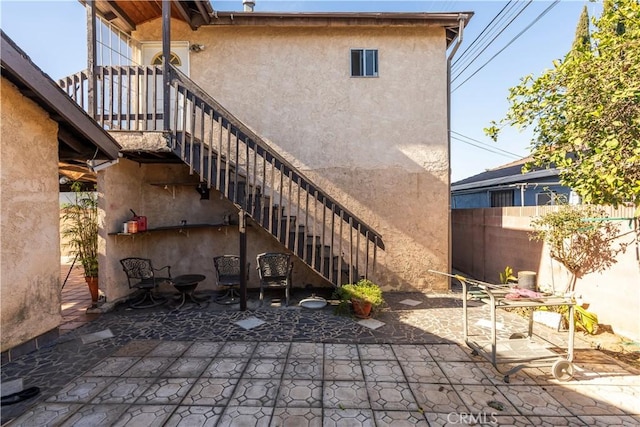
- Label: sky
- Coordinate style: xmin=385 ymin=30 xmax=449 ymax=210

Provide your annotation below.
xmin=0 ymin=0 xmax=601 ymax=181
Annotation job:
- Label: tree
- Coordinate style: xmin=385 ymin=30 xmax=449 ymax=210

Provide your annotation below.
xmin=572 ymin=5 xmax=591 ymax=51
xmin=485 ymin=0 xmax=640 ymax=208
xmin=529 ymin=204 xmax=629 ymax=294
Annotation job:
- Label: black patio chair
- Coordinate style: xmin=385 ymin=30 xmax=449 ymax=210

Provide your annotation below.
xmin=213 ymin=255 xmax=250 ymax=305
xmin=120 ymin=257 xmax=171 ymax=308
xmin=256 ymin=252 xmax=292 ymax=306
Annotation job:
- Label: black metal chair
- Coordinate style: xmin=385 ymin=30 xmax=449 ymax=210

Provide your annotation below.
xmin=213 ymin=255 xmax=250 ymax=305
xmin=256 ymin=252 xmax=292 ymax=306
xmin=120 ymin=257 xmax=171 ymax=308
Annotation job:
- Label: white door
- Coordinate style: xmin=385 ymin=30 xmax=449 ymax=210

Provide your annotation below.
xmin=140 ymin=42 xmax=189 ymax=130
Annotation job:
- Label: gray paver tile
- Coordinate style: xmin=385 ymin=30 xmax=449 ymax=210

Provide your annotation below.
xmin=276 ymin=379 xmax=323 ymax=407
xmin=218 ymin=405 xmax=272 ymax=426
xmin=578 ymin=415 xmax=640 ymax=426
xmin=391 ymin=344 xmax=434 ymax=362
xmin=485 ymin=415 xmax=584 ymax=426
xmin=324 ymin=343 xmax=358 ymax=360
xmin=496 ymin=385 xmax=572 ymax=416
xmin=452 ymin=384 xmax=519 ymax=415
xmin=46 ymin=376 xmax=114 ymax=403
xmin=135 ymin=377 xmax=196 ymax=404
xmin=112 ymin=404 xmax=175 ymax=427
xmin=526 ymin=363 xmax=640 ymax=386
xmin=284 ymin=357 xmax=323 ymax=379
xmin=520 ymin=415 xmax=587 ymax=426
xmin=183 ymin=341 xmax=223 ymax=358
xmin=90 ymin=377 xmax=155 ymax=404
xmin=162 ymin=357 xmax=211 ymax=377
xmin=409 ymin=383 xmax=467 ymax=413
xmin=217 ymin=341 xmax=257 ymax=358
xmin=323 ymin=408 xmax=375 ymax=426
xmin=323 ymin=380 xmax=369 ymax=409
xmin=373 ymin=410 xmax=429 ymax=426
xmin=436 ymin=361 xmax=492 ymax=384
xmin=398 ymin=360 xmax=448 ymax=383
xmin=243 ymin=357 xmax=286 ymax=378
xmin=323 ymin=359 xmax=364 ymax=381
xmin=228 ymin=378 xmax=280 ymax=407
xmin=84 ymin=357 xmax=140 ymax=376
xmin=164 ymin=405 xmax=223 ymax=427
xmin=254 ymin=341 xmax=291 ymax=358
xmin=358 ymin=344 xmax=396 ymax=360
xmin=6 ymin=403 xmax=81 ymax=427
xmin=202 ymin=357 xmax=249 ymax=378
xmin=366 ymin=381 xmax=418 ymax=411
xmin=59 ymin=403 xmax=128 ymax=427
xmin=361 ymin=359 xmax=405 ymax=382
xmin=181 ymin=377 xmax=238 ymax=406
xmin=427 ymin=344 xmax=474 ymax=361
xmin=545 ymin=384 xmax=636 ymax=416
xmin=289 ymin=342 xmax=323 ymax=359
xmin=271 ymin=407 xmax=322 ymax=427
xmin=122 ymin=357 xmax=176 ymax=377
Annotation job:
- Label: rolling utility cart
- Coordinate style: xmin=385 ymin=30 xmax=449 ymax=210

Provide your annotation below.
xmin=430 ymin=271 xmax=576 ymax=383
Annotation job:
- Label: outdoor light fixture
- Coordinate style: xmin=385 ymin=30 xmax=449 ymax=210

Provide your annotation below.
xmin=87 ymin=159 xmax=118 ymax=173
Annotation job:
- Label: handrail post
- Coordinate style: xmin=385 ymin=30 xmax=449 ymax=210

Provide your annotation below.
xmin=162 ymin=0 xmax=171 ymax=132
xmin=86 ymin=0 xmax=97 ymax=119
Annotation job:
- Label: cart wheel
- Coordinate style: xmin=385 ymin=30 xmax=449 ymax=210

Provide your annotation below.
xmin=503 ymin=375 xmax=510 ymax=383
xmin=509 ymin=333 xmax=527 ymax=340
xmin=551 ymin=359 xmax=574 ymax=381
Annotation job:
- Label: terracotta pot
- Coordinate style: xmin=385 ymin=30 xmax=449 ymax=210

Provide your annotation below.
xmin=351 ymin=298 xmax=373 ymax=319
xmin=85 ymin=276 xmax=99 ymax=303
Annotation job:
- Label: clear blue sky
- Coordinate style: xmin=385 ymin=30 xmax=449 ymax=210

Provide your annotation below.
xmin=1 ymin=0 xmax=599 ymax=181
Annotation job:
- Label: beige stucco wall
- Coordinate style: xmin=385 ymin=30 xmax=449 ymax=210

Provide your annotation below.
xmin=100 ymin=158 xmax=327 ymax=303
xmin=1 ymin=78 xmax=62 ymax=351
xmin=132 ymin=19 xmax=451 ymax=291
xmin=452 ymin=207 xmax=640 ymax=341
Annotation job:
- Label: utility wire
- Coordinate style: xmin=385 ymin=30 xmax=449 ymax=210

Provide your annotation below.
xmin=451 ymin=1 xmax=514 ymax=72
xmin=452 ymin=0 xmax=560 ymax=92
xmin=452 ymin=1 xmax=533 ymax=81
xmin=451 ymin=131 xmax=523 ymax=158
xmin=451 ymin=135 xmax=522 ymax=159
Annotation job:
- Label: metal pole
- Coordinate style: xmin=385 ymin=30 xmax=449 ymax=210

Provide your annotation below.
xmin=87 ymin=0 xmax=97 ymax=119
xmin=239 ymin=209 xmax=248 ymax=311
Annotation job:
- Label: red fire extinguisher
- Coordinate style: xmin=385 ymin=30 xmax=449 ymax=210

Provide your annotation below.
xmin=130 ymin=209 xmax=147 ymax=232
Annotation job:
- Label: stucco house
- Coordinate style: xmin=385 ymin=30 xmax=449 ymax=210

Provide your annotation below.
xmin=55 ymin=0 xmax=472 ymax=306
xmin=0 ymin=31 xmax=121 ymax=358
xmin=451 ymin=157 xmax=578 ymax=209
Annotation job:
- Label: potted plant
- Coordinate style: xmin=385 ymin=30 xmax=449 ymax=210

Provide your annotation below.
xmin=61 ymin=181 xmax=99 ymax=305
xmin=334 ymin=279 xmax=384 ymax=319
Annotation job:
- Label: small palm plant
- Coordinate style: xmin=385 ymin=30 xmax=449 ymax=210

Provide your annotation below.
xmin=61 ymin=181 xmax=99 ymax=279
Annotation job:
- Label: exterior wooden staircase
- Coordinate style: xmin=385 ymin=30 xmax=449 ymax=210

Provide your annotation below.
xmin=59 ymin=65 xmax=384 ymax=287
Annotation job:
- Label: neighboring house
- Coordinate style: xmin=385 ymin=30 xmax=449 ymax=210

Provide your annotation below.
xmin=451 ymin=157 xmax=577 ymax=209
xmin=0 ymin=31 xmax=121 ymax=357
xmin=55 ymin=1 xmax=471 ymax=305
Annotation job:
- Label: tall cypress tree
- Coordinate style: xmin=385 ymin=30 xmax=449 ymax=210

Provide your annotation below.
xmin=572 ymin=5 xmax=591 ymax=51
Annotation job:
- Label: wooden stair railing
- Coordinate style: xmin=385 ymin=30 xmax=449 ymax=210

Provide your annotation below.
xmin=59 ymin=65 xmax=384 ymax=286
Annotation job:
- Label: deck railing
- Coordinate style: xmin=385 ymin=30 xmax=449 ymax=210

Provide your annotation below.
xmin=59 ymin=65 xmax=384 ymax=284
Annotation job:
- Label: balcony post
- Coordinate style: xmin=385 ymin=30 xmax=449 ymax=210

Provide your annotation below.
xmin=86 ymin=0 xmax=97 ymax=119
xmin=162 ymin=0 xmax=171 ymax=132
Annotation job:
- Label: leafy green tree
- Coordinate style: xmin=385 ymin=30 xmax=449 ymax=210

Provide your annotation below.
xmin=485 ymin=0 xmax=640 ymax=208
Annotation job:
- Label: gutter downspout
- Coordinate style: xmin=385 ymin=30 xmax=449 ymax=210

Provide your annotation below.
xmin=446 ymin=14 xmax=467 ymax=287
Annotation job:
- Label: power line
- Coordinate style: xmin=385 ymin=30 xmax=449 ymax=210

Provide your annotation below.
xmin=452 ymin=1 xmax=532 ymax=81
xmin=452 ymin=0 xmax=561 ymax=92
xmin=451 ymin=1 xmax=516 ymax=72
xmin=451 ymin=131 xmax=523 ymax=158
